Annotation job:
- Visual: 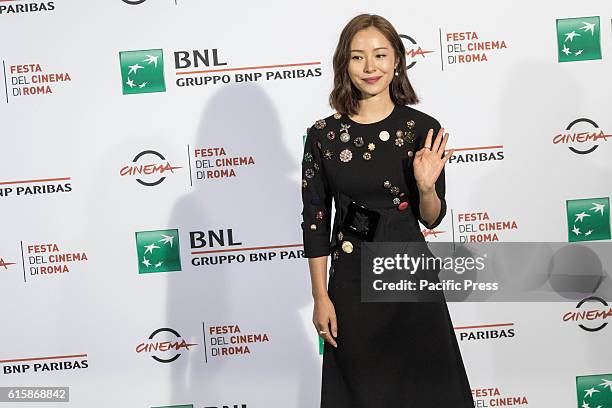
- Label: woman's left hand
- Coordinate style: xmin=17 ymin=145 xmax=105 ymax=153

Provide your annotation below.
xmin=412 ymin=128 xmax=454 ymax=192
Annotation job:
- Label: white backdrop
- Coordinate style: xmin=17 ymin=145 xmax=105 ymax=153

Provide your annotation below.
xmin=1 ymin=0 xmax=611 ymax=407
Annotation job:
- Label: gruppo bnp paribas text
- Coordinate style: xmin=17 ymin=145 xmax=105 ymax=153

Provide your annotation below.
xmin=173 ymin=49 xmax=322 ymax=87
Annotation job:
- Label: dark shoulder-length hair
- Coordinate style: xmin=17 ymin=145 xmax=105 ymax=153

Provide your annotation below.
xmin=329 ymin=14 xmax=419 ymax=116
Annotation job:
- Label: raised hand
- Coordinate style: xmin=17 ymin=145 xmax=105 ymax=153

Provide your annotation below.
xmin=412 ymin=127 xmax=454 ymax=192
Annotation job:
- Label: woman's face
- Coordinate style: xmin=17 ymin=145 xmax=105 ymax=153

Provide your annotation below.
xmin=348 ymin=26 xmax=398 ymax=100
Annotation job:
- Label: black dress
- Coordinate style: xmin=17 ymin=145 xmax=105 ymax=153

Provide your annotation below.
xmin=300 ymin=104 xmax=475 ymax=407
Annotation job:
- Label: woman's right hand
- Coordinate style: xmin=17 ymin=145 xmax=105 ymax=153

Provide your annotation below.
xmin=313 ymin=295 xmax=338 ymax=348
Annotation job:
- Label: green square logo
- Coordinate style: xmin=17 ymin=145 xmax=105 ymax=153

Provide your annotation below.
xmin=556 ymin=16 xmax=602 ymax=62
xmin=576 ymin=374 xmax=612 ymax=407
xmin=135 ymin=229 xmax=181 ymax=273
xmin=119 ymin=49 xmax=166 ymax=94
xmin=566 ymin=197 xmax=611 ymax=242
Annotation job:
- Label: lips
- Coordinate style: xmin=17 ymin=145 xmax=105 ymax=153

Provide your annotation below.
xmin=363 ymin=76 xmax=382 ymax=84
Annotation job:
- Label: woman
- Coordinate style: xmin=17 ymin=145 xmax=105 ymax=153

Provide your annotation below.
xmin=300 ymin=14 xmax=475 ymax=407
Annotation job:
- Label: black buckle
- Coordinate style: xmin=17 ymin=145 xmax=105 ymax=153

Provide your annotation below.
xmin=342 ymin=201 xmax=380 ymax=241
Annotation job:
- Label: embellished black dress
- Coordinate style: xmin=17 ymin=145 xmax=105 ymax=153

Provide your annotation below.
xmin=300 ymin=104 xmax=475 ymax=407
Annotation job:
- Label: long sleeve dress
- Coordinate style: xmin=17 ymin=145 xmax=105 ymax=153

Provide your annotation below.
xmin=300 ymin=103 xmax=475 ymax=407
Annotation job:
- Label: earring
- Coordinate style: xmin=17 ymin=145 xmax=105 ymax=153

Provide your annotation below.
xmin=394 ymin=70 xmax=399 ymax=76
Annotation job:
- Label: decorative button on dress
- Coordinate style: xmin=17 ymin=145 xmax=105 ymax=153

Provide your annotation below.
xmin=301 ymin=104 xmax=475 ymax=407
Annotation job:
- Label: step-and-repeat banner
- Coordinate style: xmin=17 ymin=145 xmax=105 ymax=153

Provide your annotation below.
xmin=1 ymin=0 xmax=611 ymax=407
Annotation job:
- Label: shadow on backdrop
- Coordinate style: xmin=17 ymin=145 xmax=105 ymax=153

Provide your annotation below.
xmin=167 ymin=83 xmax=320 ymax=407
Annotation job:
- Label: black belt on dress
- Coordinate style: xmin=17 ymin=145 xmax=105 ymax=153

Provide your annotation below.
xmin=341 ymin=201 xmax=381 ymax=242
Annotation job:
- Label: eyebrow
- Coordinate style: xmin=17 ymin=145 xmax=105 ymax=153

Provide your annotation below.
xmin=350 ymin=47 xmax=389 ymax=52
